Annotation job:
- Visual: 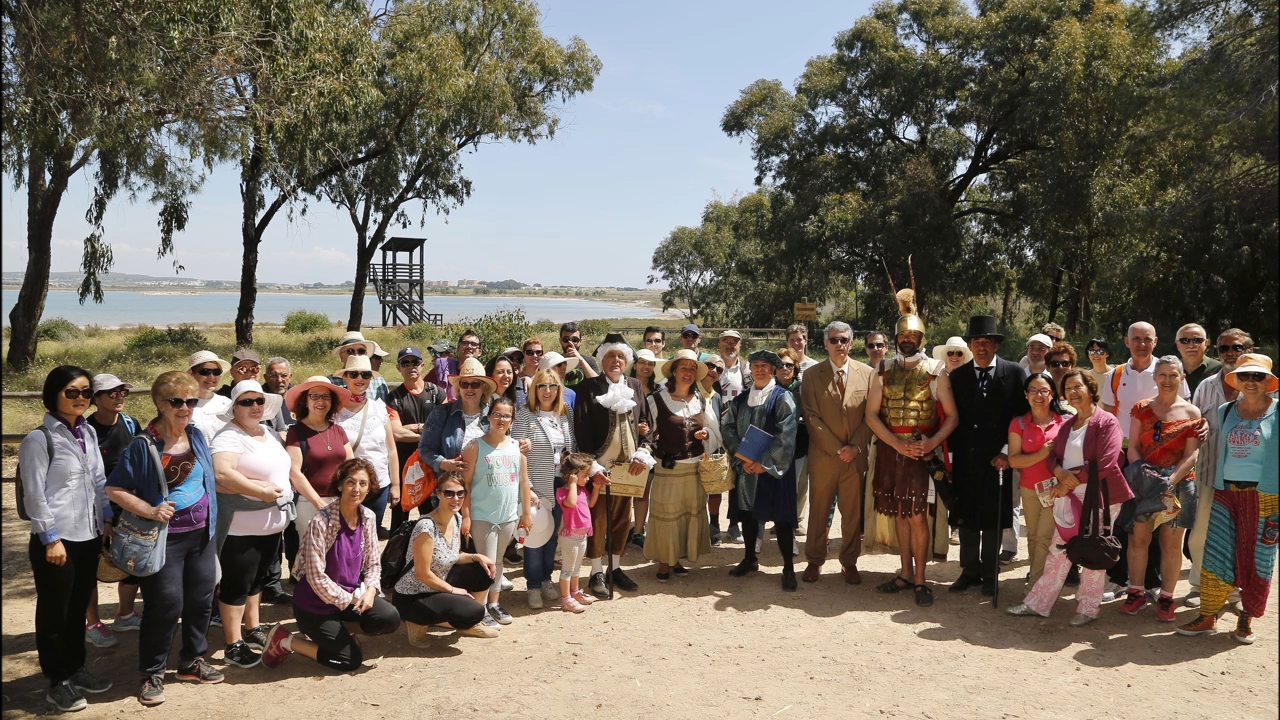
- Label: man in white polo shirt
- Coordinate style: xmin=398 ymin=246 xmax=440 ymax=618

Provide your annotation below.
xmin=1102 ymin=321 xmax=1190 ymax=443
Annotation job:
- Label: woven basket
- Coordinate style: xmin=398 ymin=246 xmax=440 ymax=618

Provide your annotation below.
xmin=697 ymin=451 xmax=734 ymax=495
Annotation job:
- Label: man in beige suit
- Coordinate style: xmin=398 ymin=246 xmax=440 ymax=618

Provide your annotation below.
xmin=801 ymin=321 xmax=874 ymax=584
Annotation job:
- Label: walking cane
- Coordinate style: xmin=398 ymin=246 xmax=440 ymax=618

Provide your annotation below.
xmin=993 ymin=465 xmax=1004 ymax=609
xmin=605 ymin=483 xmax=615 ymax=600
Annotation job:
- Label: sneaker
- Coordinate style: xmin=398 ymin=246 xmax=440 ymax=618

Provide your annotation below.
xmin=727 ymin=525 xmax=744 ymax=543
xmin=223 ymin=640 xmax=261 ymax=669
xmin=244 ymin=624 xmax=269 ymax=651
xmin=710 ymin=529 xmax=722 ymax=547
xmin=792 ymin=544 xmax=800 ymax=557
xmin=85 ymin=621 xmax=118 ymax=648
xmin=1120 ymin=590 xmax=1148 ymax=615
xmin=457 ymin=621 xmax=499 ymax=638
xmin=1006 ymin=603 xmax=1043 ymax=617
xmin=1069 ymin=613 xmax=1097 ymax=627
xmin=1184 ymin=590 xmax=1202 ymax=608
xmin=572 ymin=590 xmax=595 ymax=606
xmin=1064 ymin=566 xmax=1081 ymax=587
xmin=561 ymin=596 xmax=587 ymax=614
xmin=488 ymin=604 xmax=513 ymax=625
xmin=998 ymin=550 xmax=1016 ymax=565
xmin=114 ymin=611 xmax=143 ymax=632
xmin=541 ymin=584 xmax=561 ymax=602
xmin=260 ymin=624 xmax=293 ymax=668
xmin=672 ymin=563 xmax=689 ymax=576
xmin=527 ymin=589 xmax=544 ymax=610
xmin=175 ymin=656 xmax=224 ymax=684
xmin=69 ymin=668 xmax=111 ymax=694
xmin=755 ymin=538 xmax=763 ymax=554
xmin=499 ymin=576 xmax=515 ymax=592
xmin=1233 ymin=615 xmax=1255 ymax=644
xmin=1156 ymin=596 xmax=1177 ymax=622
xmin=138 ymin=675 xmax=166 ymax=706
xmin=948 ymin=528 xmax=959 ymax=546
xmin=587 ymin=572 xmax=609 ymax=599
xmin=1145 ymin=589 xmax=1159 ymax=603
xmin=794 ymin=525 xmax=806 ymax=537
xmin=209 ymin=611 xmax=222 ymax=628
xmin=46 ymin=679 xmax=87 ymax=712
xmin=479 ymin=614 xmax=503 ymax=633
xmin=1176 ymin=614 xmax=1217 ymax=636
xmin=630 ymin=532 xmax=646 ymax=549
xmin=1102 ymin=581 xmax=1123 ymax=602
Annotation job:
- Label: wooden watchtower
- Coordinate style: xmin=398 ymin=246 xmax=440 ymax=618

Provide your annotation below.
xmin=369 ymin=236 xmax=443 ymax=326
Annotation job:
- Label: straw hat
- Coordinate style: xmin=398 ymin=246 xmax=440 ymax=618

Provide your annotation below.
xmin=331 ymin=331 xmax=384 ymax=359
xmin=656 ymin=349 xmax=709 ymax=383
xmin=339 ymin=354 xmax=374 ymax=375
xmin=187 ymin=350 xmax=230 ymax=373
xmin=932 ymin=336 xmax=973 ymax=364
xmin=538 ymin=351 xmax=579 ymax=373
xmin=634 ymin=348 xmax=663 ymax=368
xmin=216 ymin=380 xmax=283 ymax=423
xmin=284 ymin=375 xmax=353 ymax=411
xmin=450 ymin=357 xmax=497 ymax=395
xmin=1226 ymin=353 xmax=1279 ymax=393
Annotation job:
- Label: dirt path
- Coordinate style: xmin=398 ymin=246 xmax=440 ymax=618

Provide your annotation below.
xmin=2 ymin=464 xmax=1275 ymax=719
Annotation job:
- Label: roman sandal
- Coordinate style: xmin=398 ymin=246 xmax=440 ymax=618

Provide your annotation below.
xmin=876 ymin=575 xmax=913 ymax=593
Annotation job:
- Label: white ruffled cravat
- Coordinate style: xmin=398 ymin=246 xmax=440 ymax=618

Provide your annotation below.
xmin=595 ymin=377 xmax=637 ymax=414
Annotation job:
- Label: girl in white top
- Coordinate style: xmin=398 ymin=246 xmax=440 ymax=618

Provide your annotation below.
xmin=335 ymin=355 xmax=400 ymax=530
xmin=210 ymin=381 xmax=294 ymax=667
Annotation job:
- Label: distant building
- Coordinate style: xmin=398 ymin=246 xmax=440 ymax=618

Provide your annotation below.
xmin=457 ymin=279 xmax=481 ymax=287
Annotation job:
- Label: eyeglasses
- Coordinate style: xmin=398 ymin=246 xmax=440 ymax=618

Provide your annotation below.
xmin=194 ymin=367 xmax=223 ymax=377
xmin=343 ymin=347 xmax=368 ymax=356
xmin=561 ymin=336 xmax=582 ymax=345
xmin=536 ymin=383 xmax=560 ymax=392
xmin=166 ymin=397 xmax=199 ymax=409
xmin=680 ymin=332 xmax=699 ymax=339
xmin=946 ymin=351 xmax=965 ymax=358
xmin=264 ymin=372 xmax=289 ymax=379
xmin=865 ymin=342 xmax=886 ymax=350
xmin=440 ymin=489 xmax=467 ymax=499
xmin=62 ymin=388 xmax=92 ymax=400
xmin=524 ymin=349 xmax=543 ymax=357
xmin=1177 ymin=337 xmax=1206 ymax=345
xmin=105 ymin=388 xmax=130 ymax=399
xmin=827 ymin=336 xmax=852 ymax=345
xmin=1026 ymin=388 xmax=1053 ymax=397
xmin=1236 ymin=372 xmax=1267 ymax=383
xmin=1219 ymin=344 xmax=1248 ymax=353
xmin=398 ymin=359 xmax=423 ymax=367
xmin=307 ymin=393 xmax=332 ymax=402
xmin=343 ymin=371 xmax=373 ymax=380
xmin=236 ymin=397 xmax=266 ymax=407
xmin=1048 ymin=360 xmax=1073 ymax=368
xmin=780 ymin=363 xmax=796 ymax=369
xmin=459 ymin=380 xmax=485 ymax=390
xmin=459 ymin=340 xmax=481 ymax=349
xmin=1087 ymin=349 xmax=1107 ymax=356
xmin=490 ymin=414 xmax=513 ymax=422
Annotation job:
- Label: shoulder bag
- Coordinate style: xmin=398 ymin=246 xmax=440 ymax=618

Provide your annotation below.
xmin=1063 ymin=460 xmax=1122 ymax=570
xmin=110 ymin=439 xmax=172 ymax=577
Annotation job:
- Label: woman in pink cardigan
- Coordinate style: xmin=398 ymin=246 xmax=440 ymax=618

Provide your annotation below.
xmin=1007 ymin=370 xmax=1134 ymax=626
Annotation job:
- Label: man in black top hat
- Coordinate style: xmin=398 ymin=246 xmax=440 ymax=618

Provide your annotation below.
xmin=947 ymin=315 xmax=1029 ymax=597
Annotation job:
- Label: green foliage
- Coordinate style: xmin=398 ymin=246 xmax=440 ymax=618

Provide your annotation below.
xmin=36 ymin=318 xmax=82 ymax=342
xmin=455 ymin=308 xmax=533 ymax=363
xmin=282 ymin=309 xmax=332 ymax=334
xmin=124 ymin=324 xmax=209 ymax=353
xmin=575 ymin=320 xmax=613 ymax=338
xmin=401 ymin=323 xmax=442 ymax=343
xmin=299 ymin=335 xmax=344 ymax=361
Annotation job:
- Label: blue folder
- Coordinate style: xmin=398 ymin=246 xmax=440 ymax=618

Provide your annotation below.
xmin=734 ymin=425 xmax=774 ymax=464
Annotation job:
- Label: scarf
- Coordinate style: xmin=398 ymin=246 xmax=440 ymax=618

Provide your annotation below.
xmin=351 ymin=393 xmax=366 ymax=404
xmin=747 ymin=379 xmax=777 ymax=407
xmin=596 ymin=376 xmax=636 ymax=414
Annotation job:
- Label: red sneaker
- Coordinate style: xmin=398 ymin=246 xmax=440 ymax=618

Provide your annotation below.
xmin=260 ymin=624 xmax=292 ymax=669
xmin=1156 ymin=596 xmax=1176 ymax=622
xmin=1120 ymin=590 xmax=1148 ymax=615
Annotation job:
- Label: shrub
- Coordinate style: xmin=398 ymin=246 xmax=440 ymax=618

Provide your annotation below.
xmin=124 ymin=324 xmax=209 ymax=352
xmin=456 ymin=307 xmax=531 ymax=362
xmin=283 ymin=309 xmax=332 ymax=334
xmin=37 ymin=317 xmax=82 ymax=342
xmin=300 ymin=335 xmax=342 ymax=360
xmin=575 ymin=319 xmax=612 ymax=338
xmin=402 ymin=322 xmax=441 ymax=343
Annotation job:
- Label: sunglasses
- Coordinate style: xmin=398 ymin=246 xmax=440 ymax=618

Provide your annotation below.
xmin=459 ymin=380 xmax=485 ymax=390
xmin=536 ymin=383 xmax=561 ymax=392
xmin=398 ymin=359 xmax=423 ymax=367
xmin=780 ymin=363 xmax=796 ymax=369
xmin=343 ymin=347 xmax=368 ymax=355
xmin=307 ymin=393 xmax=332 ymax=402
xmin=1048 ymin=360 xmax=1073 ymax=368
xmin=1236 ymin=372 xmax=1267 ymax=383
xmin=561 ymin=335 xmax=582 ymax=344
xmin=1219 ymin=344 xmax=1248 ymax=353
xmin=827 ymin=337 xmax=852 ymax=345
xmin=524 ymin=349 xmax=543 ymax=357
xmin=1177 ymin=337 xmax=1206 ymax=345
xmin=946 ymin=351 xmax=965 ymax=358
xmin=62 ymin=388 xmax=92 ymax=400
xmin=705 ymin=365 xmax=723 ymax=373
xmin=233 ymin=364 xmax=260 ymax=373
xmin=104 ymin=388 xmax=130 ymax=399
xmin=440 ymin=489 xmax=467 ymax=499
xmin=194 ymin=367 xmax=223 ymax=377
xmin=1087 ymin=349 xmax=1107 ymax=356
xmin=1153 ymin=419 xmax=1163 ymax=444
xmin=236 ymin=397 xmax=266 ymax=407
xmin=865 ymin=342 xmax=886 ymax=349
xmin=343 ymin=371 xmax=373 ymax=380
xmin=166 ymin=397 xmax=199 ymax=409
xmin=680 ymin=332 xmax=699 ymax=339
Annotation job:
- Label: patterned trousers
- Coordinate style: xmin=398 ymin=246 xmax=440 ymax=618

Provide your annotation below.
xmin=1198 ymin=486 xmax=1278 ymax=618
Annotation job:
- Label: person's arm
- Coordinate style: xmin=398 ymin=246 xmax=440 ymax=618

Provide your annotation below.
xmin=1170 ymin=425 xmax=1202 ymax=484
xmin=285 ymin=444 xmax=324 ymax=509
xmin=389 ymin=412 xmax=420 ymax=443
xmin=459 ymin=441 xmax=478 ymax=537
xmin=588 ymin=477 xmax=604 ymax=508
xmin=577 ymin=353 xmax=598 ymax=379
xmin=561 ymin=486 xmax=578 ymax=509
xmin=358 ymin=509 xmax=382 ymax=598
xmin=19 ymin=429 xmax=60 ymax=545
xmin=298 ymin=511 xmax=355 ymax=610
xmin=212 ymin=451 xmax=279 ymax=501
xmin=1007 ymin=423 xmax=1054 ymax=469
xmin=757 ymin=392 xmax=798 ymax=478
xmin=418 ymin=405 xmax=448 ymax=475
xmin=721 ymin=397 xmax=741 ymax=462
xmin=517 ymin=452 xmax=533 ymax=531
xmin=1127 ymin=413 xmax=1143 ymax=465
xmin=384 ymin=420 xmax=400 ymax=504
xmin=922 ymin=370 xmax=960 ymax=450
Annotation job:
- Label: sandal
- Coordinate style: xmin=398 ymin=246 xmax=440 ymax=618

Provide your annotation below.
xmin=877 ymin=575 xmax=913 ymax=594
xmin=914 ymin=584 xmax=934 ymax=607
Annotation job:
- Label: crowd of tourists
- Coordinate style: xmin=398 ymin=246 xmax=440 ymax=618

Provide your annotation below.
xmin=18 ymin=313 xmax=1277 ymax=711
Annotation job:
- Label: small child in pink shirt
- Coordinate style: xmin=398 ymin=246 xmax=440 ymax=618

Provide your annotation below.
xmin=556 ymin=452 xmax=603 ymax=613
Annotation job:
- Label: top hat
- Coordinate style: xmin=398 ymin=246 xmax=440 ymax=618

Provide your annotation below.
xmin=962 ymin=315 xmax=1004 ymax=343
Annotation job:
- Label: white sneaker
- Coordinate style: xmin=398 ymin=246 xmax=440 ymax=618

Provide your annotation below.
xmin=499 ymin=576 xmax=514 ymax=592
xmin=754 ymin=538 xmax=763 ymax=553
xmin=1184 ymin=590 xmax=1201 ymax=608
xmin=792 ymin=544 xmax=800 ymax=557
xmin=541 ymin=584 xmax=561 ymax=602
xmin=1102 ymin=581 xmax=1123 ymax=602
xmin=527 ymin=589 xmax=543 ymax=610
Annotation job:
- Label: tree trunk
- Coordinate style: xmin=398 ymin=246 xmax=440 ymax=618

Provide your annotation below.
xmin=1047 ymin=265 xmax=1063 ymax=323
xmin=6 ymin=151 xmax=68 ymax=370
xmin=235 ymin=134 xmax=265 ymax=348
xmin=347 ymin=228 xmax=371 ymax=330
xmin=1000 ymin=274 xmax=1015 ymax=330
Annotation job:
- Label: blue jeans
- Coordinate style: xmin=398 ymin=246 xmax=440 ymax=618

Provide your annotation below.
xmin=524 ymin=503 xmax=562 ymax=590
xmin=362 ymin=484 xmax=390 ymax=529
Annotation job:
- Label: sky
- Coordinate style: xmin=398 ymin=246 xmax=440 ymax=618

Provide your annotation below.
xmin=1 ymin=1 xmax=872 ymax=289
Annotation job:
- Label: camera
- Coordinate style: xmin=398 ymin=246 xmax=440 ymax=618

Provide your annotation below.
xmin=661 ymin=456 xmax=677 ymax=470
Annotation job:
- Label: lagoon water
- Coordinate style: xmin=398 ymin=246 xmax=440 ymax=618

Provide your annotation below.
xmin=1 ymin=290 xmax=659 ymax=327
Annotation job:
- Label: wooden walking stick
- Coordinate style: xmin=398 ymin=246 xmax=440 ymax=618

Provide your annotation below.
xmin=605 ymin=482 xmax=615 ymax=600
xmin=993 ymin=465 xmax=1004 ymax=609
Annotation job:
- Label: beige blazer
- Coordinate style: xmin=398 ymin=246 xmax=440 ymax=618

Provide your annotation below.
xmin=801 ymin=358 xmax=874 ymax=459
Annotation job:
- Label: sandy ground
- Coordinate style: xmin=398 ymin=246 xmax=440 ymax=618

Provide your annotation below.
xmin=2 ymin=461 xmax=1276 ymax=720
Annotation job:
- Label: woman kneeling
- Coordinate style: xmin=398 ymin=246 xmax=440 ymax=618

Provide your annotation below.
xmin=260 ymin=459 xmax=401 ymax=670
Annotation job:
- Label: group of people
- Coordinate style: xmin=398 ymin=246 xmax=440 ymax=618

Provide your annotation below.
xmin=18 ymin=315 xmax=1277 ymax=712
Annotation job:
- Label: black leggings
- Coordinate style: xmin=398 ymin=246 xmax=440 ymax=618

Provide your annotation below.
xmin=739 ymin=511 xmax=795 ymax=569
xmin=30 ymin=535 xmax=100 ymax=685
xmin=292 ymin=597 xmax=400 ymax=672
xmin=392 ymin=563 xmax=492 ymax=628
xmin=219 ymin=533 xmax=281 ymax=605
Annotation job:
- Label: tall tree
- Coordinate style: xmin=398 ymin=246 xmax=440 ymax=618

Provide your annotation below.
xmin=2 ymin=0 xmax=231 ymax=368
xmin=322 ymin=0 xmax=600 ymax=330
xmin=648 ymin=224 xmax=728 ymax=322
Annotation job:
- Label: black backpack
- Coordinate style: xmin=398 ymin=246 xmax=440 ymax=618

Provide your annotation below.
xmin=379 ymin=517 xmax=422 ymax=594
xmin=15 ymin=426 xmax=54 ymax=522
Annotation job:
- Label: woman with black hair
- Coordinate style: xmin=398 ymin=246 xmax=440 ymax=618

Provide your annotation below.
xmin=485 ymin=354 xmax=520 ymax=404
xmin=20 ymin=365 xmax=113 ymax=712
xmin=1006 ymin=374 xmax=1072 ymax=585
xmin=1085 ymin=338 xmax=1114 ymax=392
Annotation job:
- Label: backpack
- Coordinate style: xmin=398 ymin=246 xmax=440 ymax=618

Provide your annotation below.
xmin=379 ymin=517 xmax=423 ymax=594
xmin=120 ymin=413 xmax=139 ymax=436
xmin=15 ymin=426 xmax=54 ymax=522
xmin=1111 ymin=366 xmax=1123 ymax=403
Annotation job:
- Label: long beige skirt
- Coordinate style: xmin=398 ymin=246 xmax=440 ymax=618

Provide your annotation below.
xmin=644 ymin=462 xmax=712 ymax=566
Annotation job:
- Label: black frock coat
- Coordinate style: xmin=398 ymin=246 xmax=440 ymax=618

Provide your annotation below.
xmin=948 ymin=356 xmax=1030 ymax=529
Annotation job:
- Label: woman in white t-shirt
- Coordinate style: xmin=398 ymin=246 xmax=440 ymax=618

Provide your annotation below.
xmin=335 ymin=355 xmax=399 ymax=534
xmin=210 ymin=381 xmax=294 ymax=669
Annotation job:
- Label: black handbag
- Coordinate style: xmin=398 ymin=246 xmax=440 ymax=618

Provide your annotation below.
xmin=1064 ymin=461 xmax=1122 ymax=571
